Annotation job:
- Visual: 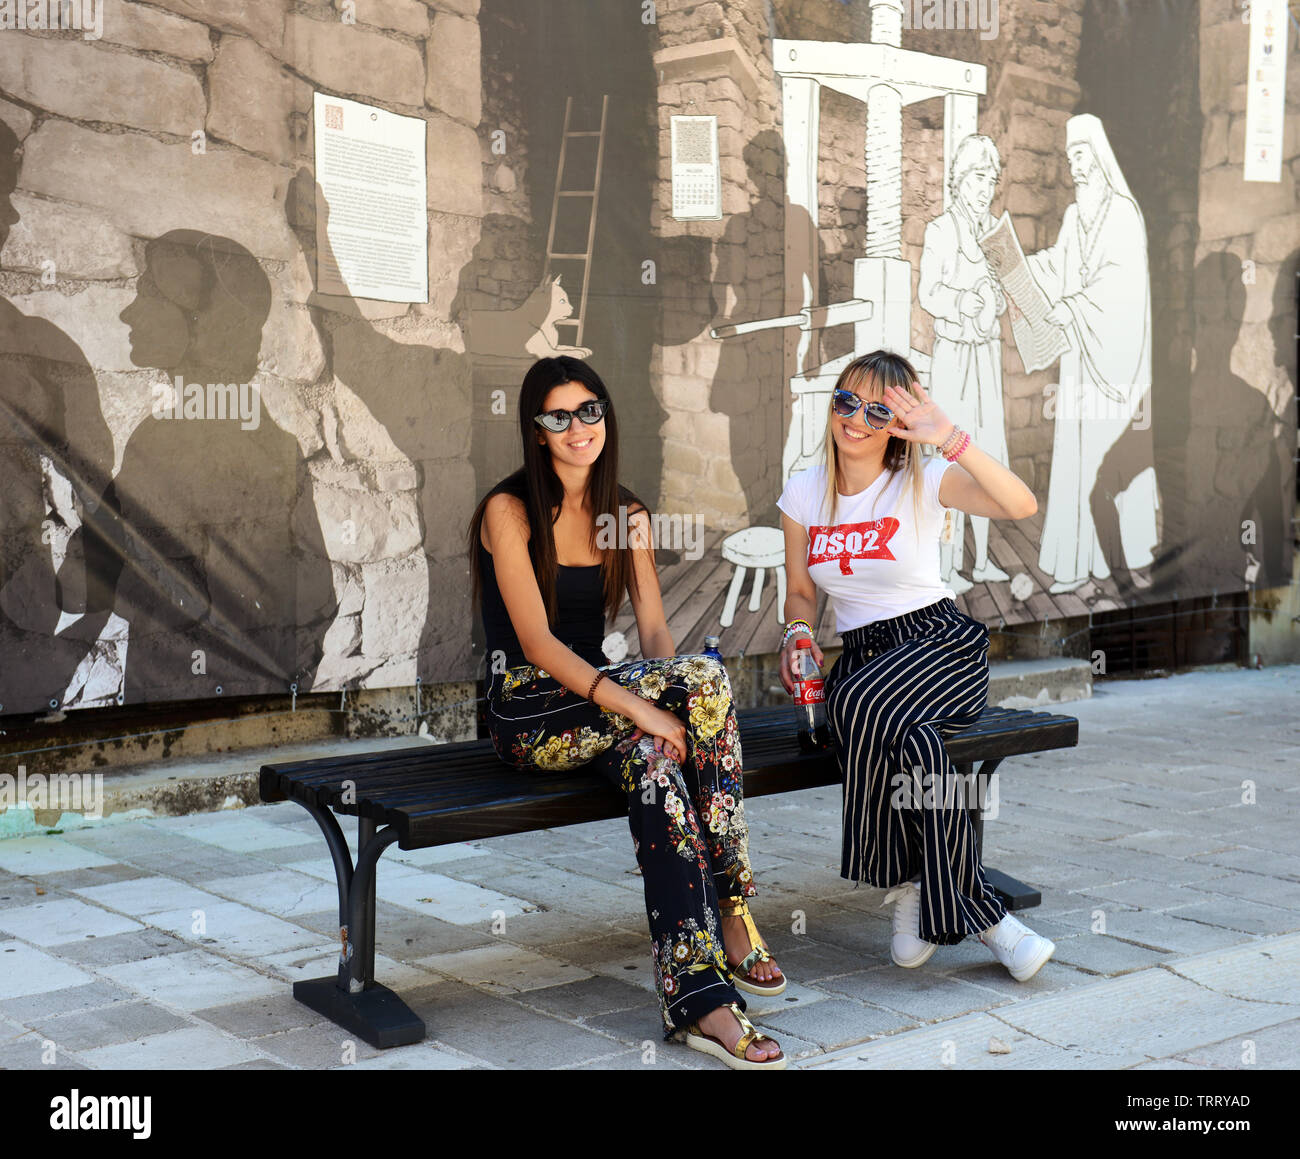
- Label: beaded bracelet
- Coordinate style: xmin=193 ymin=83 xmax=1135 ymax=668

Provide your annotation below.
xmin=781 ymin=619 xmax=813 ymax=648
xmin=587 ymin=672 xmax=606 ymax=702
xmin=938 ymin=425 xmax=963 ymax=458
xmin=942 ymin=430 xmax=971 ymax=462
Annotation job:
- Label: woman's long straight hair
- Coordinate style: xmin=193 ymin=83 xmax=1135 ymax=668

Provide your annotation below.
xmin=467 ymin=356 xmax=644 ymax=623
xmin=821 ymin=350 xmax=927 ymax=539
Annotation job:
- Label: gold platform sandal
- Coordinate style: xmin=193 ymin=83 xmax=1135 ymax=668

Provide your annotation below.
xmin=683 ymin=1002 xmax=787 ymax=1071
xmin=719 ymin=895 xmax=787 ymax=997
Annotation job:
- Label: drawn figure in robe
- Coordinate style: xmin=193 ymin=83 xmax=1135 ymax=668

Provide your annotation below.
xmin=1026 ymin=114 xmax=1159 ymax=594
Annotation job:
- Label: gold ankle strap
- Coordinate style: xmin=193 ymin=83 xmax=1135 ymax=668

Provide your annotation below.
xmin=724 ymin=1002 xmax=761 ymax=1060
xmin=718 ymin=896 xmax=772 ymax=975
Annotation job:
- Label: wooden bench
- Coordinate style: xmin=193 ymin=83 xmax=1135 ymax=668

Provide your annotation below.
xmin=259 ymin=703 xmax=1078 ymax=1048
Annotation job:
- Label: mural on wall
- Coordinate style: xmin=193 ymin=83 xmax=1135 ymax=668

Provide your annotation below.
xmin=0 ymin=118 xmax=120 ymax=717
xmin=0 ymin=0 xmax=1293 ymax=716
xmin=1026 ymin=114 xmax=1160 ymax=596
xmin=919 ymin=132 xmax=1009 ymax=593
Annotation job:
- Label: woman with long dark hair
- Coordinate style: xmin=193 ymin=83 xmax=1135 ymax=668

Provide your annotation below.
xmin=468 ymin=356 xmax=786 ymax=1070
xmin=778 ymin=350 xmax=1056 ymax=981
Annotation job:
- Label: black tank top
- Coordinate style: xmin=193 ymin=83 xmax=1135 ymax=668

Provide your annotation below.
xmin=478 ymin=543 xmax=607 ymax=669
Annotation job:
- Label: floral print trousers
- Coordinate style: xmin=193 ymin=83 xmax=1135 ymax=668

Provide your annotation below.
xmin=486 ymin=653 xmax=756 ymax=1038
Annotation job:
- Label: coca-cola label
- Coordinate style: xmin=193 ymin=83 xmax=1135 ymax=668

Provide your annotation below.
xmin=807 ymin=519 xmax=900 ymax=574
xmin=794 ymin=679 xmax=825 ymax=706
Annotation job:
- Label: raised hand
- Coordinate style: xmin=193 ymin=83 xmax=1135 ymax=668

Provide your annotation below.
xmin=881 ymin=380 xmax=956 ymax=448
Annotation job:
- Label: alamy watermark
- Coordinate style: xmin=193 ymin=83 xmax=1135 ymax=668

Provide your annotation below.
xmin=152 ymin=376 xmax=261 ymax=430
xmin=49 ymin=1090 xmax=150 ymax=1138
xmin=595 ymin=505 xmax=705 ymax=561
xmin=1 ymin=765 xmax=104 ymax=821
xmin=901 ymin=0 xmax=1000 ymax=40
xmin=1042 ymin=378 xmax=1151 ymax=431
xmin=891 ymin=766 xmax=999 ymax=820
xmin=0 ymin=0 xmax=103 ymax=40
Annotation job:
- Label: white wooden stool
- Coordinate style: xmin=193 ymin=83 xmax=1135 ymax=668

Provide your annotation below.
xmin=719 ymin=526 xmax=786 ymax=628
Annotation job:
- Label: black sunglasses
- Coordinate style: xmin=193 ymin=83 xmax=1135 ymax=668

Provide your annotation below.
xmin=533 ymin=399 xmax=609 ymax=433
xmin=832 ymin=388 xmax=894 ymax=429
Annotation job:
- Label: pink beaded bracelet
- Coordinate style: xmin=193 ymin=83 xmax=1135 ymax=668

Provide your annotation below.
xmin=942 ymin=430 xmax=971 ymax=462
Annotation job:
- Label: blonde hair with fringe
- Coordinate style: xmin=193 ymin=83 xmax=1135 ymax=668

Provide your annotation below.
xmin=820 ymin=351 xmax=927 ymax=544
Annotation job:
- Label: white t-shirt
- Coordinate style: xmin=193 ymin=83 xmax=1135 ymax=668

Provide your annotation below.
xmin=777 ymin=456 xmax=957 ymax=633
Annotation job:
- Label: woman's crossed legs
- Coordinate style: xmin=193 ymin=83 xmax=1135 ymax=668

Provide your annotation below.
xmin=489 ymin=654 xmax=782 ymax=1059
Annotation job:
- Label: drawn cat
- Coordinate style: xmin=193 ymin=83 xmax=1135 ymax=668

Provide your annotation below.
xmin=468 ymin=273 xmax=593 ymax=360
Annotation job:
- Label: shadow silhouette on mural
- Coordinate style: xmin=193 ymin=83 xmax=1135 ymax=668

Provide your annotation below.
xmin=459 ymin=228 xmax=588 ymax=512
xmin=709 ymin=130 xmax=791 ymax=528
xmin=288 ymin=169 xmax=474 ymax=685
xmin=700 ymin=130 xmax=826 ymax=633
xmin=110 ymin=230 xmax=337 ymax=703
xmin=0 ymin=118 xmax=121 ymax=715
xmin=500 ymin=2 xmax=664 ymax=515
xmin=1074 ymin=0 xmax=1201 ymax=603
xmin=1148 ymin=251 xmax=1292 ymax=595
xmin=458 ymin=226 xmax=709 ymax=536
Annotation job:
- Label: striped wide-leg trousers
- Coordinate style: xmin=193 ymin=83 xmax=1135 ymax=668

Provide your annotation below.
xmin=823 ymin=597 xmax=1007 ymax=945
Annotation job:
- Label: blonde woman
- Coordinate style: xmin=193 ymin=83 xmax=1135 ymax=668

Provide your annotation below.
xmin=777 ymin=350 xmax=1055 ymax=981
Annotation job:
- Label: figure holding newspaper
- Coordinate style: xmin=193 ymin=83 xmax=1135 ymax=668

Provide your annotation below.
xmin=919 ymin=134 xmax=1012 ymax=594
xmin=1020 ymin=115 xmax=1158 ymax=594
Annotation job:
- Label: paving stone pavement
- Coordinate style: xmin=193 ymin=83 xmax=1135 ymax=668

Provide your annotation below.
xmin=0 ymin=665 xmax=1296 ymax=1070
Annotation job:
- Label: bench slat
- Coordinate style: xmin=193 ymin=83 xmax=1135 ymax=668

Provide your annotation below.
xmin=262 ymin=709 xmax=1075 ymax=811
xmin=261 ymin=704 xmax=1078 ymax=850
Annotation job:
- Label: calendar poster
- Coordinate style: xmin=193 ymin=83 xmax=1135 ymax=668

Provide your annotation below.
xmin=670 ymin=115 xmax=722 ymax=220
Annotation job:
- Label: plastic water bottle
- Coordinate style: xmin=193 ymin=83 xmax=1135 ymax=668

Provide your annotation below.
xmin=792 ymin=639 xmax=830 ymax=752
xmin=702 ymin=635 xmax=723 ymax=663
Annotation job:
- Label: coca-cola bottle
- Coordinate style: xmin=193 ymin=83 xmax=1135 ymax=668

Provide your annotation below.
xmin=792 ymin=638 xmax=830 ymax=752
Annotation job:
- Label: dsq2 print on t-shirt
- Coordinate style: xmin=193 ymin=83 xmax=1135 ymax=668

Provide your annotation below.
xmin=806 ymin=518 xmax=902 ymax=573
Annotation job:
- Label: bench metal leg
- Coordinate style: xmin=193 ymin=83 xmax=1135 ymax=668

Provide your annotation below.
xmin=959 ymin=758 xmax=1041 ymax=912
xmin=295 ymin=797 xmax=352 ymax=922
xmin=286 ymin=801 xmax=426 ymax=1049
xmin=349 ymin=819 xmax=394 ymax=993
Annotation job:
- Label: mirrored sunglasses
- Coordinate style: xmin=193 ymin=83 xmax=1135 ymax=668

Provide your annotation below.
xmin=831 ymin=389 xmax=893 ymax=429
xmin=533 ymin=399 xmax=609 ymax=433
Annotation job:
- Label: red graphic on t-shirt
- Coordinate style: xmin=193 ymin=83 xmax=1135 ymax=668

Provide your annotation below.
xmin=807 ymin=519 xmax=900 ymax=574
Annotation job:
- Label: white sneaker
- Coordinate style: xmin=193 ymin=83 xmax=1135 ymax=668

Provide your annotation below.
xmin=882 ymin=881 xmax=937 ymax=968
xmin=979 ymin=913 xmax=1055 ymax=981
